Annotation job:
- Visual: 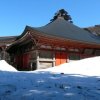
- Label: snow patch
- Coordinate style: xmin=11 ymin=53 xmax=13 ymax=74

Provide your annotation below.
xmin=0 ymin=60 xmax=17 ymax=72
xmin=38 ymin=56 xmax=100 ymax=76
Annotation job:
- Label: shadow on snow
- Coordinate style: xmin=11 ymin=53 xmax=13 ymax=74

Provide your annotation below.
xmin=0 ymin=71 xmax=100 ymax=100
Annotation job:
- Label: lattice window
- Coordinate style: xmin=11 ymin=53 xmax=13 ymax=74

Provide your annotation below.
xmin=69 ymin=53 xmax=80 ymax=61
xmin=39 ymin=50 xmax=53 ymax=60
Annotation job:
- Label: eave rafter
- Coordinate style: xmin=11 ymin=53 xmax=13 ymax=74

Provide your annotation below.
xmin=28 ymin=32 xmax=39 ymax=47
xmin=8 ymin=26 xmax=100 ymax=52
xmin=29 ymin=29 xmax=100 ymax=49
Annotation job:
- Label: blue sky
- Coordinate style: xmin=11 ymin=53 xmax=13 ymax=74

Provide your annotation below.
xmin=0 ymin=0 xmax=100 ymax=36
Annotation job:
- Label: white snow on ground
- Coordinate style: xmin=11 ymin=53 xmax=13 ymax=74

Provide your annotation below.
xmin=41 ymin=56 xmax=100 ymax=76
xmin=0 ymin=60 xmax=17 ymax=71
xmin=0 ymin=57 xmax=100 ymax=100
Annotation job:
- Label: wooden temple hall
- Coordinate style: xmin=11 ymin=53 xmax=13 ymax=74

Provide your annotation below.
xmin=1 ymin=9 xmax=100 ymax=70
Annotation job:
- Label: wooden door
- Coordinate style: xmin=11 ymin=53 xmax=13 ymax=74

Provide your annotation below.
xmin=19 ymin=54 xmax=23 ymax=68
xmin=23 ymin=53 xmax=29 ymax=68
xmin=61 ymin=52 xmax=67 ymax=64
xmin=55 ymin=52 xmax=67 ymax=66
xmin=15 ymin=54 xmax=23 ymax=69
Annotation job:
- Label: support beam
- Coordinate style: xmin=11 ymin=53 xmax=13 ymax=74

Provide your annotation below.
xmin=53 ymin=52 xmax=55 ymax=66
xmin=36 ymin=50 xmax=39 ymax=69
xmin=1 ymin=46 xmax=7 ymax=60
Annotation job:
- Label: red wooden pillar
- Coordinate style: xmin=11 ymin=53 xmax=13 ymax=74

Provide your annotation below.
xmin=55 ymin=52 xmax=61 ymax=66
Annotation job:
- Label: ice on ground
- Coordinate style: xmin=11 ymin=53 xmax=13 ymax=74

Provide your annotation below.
xmin=0 ymin=60 xmax=17 ymax=71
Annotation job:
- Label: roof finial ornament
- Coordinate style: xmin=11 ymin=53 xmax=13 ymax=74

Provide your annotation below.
xmin=50 ymin=9 xmax=73 ymax=23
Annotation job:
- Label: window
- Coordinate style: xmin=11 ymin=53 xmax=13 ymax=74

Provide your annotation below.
xmin=69 ymin=53 xmax=80 ymax=61
xmin=84 ymin=49 xmax=93 ymax=55
xmin=39 ymin=50 xmax=53 ymax=59
xmin=95 ymin=50 xmax=100 ymax=56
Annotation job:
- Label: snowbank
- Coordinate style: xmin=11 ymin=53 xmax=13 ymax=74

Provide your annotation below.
xmin=0 ymin=57 xmax=100 ymax=99
xmin=40 ymin=56 xmax=100 ymax=76
xmin=0 ymin=60 xmax=17 ymax=71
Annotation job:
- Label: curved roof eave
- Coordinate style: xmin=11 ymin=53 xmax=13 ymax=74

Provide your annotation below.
xmin=17 ymin=18 xmax=100 ymax=46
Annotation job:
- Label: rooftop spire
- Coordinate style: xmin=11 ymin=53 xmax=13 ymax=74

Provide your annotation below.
xmin=50 ymin=9 xmax=73 ymax=23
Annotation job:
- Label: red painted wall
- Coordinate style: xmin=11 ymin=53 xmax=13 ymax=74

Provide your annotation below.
xmin=55 ymin=52 xmax=67 ymax=66
xmin=55 ymin=52 xmax=61 ymax=66
xmin=15 ymin=53 xmax=30 ymax=70
xmin=23 ymin=53 xmax=30 ymax=68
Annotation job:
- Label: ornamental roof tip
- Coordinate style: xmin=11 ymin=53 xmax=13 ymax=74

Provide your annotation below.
xmin=50 ymin=9 xmax=73 ymax=23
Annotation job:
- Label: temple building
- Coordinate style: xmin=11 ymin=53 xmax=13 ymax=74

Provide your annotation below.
xmin=0 ymin=36 xmax=16 ymax=61
xmin=1 ymin=9 xmax=100 ymax=70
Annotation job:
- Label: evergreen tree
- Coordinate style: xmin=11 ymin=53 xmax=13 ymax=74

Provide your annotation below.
xmin=50 ymin=9 xmax=73 ymax=23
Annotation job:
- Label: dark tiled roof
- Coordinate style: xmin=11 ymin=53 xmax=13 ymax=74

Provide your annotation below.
xmin=0 ymin=36 xmax=17 ymax=46
xmin=0 ymin=36 xmax=17 ymax=41
xmin=29 ymin=18 xmax=100 ymax=45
